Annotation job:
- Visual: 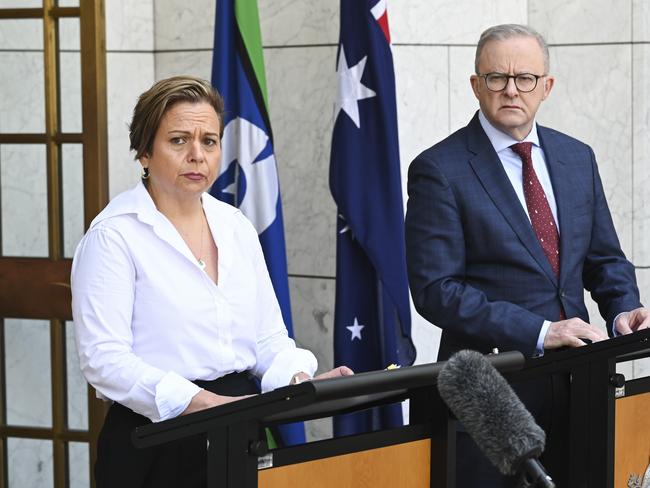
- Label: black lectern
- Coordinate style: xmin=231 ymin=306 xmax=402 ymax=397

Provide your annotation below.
xmin=508 ymin=327 xmax=650 ymax=488
xmin=133 ymin=351 xmax=524 ymax=488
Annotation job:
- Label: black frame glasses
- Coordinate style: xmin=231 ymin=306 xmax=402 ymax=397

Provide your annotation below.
xmin=477 ymin=72 xmax=546 ymax=93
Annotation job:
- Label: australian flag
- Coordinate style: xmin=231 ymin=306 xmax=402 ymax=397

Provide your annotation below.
xmin=211 ymin=0 xmax=304 ymax=445
xmin=330 ymin=0 xmax=416 ymax=437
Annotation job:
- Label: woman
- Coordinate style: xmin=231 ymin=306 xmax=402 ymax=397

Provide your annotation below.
xmin=71 ymin=76 xmax=352 ymax=487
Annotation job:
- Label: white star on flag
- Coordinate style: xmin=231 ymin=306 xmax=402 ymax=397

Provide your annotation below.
xmin=338 ymin=214 xmax=350 ymax=234
xmin=346 ymin=317 xmax=365 ymax=341
xmin=335 ymin=45 xmax=376 ymax=128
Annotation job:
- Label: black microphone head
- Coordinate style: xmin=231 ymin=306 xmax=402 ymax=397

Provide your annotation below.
xmin=437 ymin=350 xmax=545 ymax=476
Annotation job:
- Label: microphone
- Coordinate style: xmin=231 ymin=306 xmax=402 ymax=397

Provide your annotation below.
xmin=437 ymin=350 xmax=555 ymax=488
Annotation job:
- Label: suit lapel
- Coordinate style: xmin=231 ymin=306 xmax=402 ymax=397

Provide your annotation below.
xmin=466 ymin=115 xmax=558 ymax=286
xmin=538 ymin=126 xmax=572 ymax=288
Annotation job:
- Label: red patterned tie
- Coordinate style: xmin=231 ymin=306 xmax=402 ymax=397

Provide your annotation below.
xmin=510 ymin=142 xmax=561 ymax=278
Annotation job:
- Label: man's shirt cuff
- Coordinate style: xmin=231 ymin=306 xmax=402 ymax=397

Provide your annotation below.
xmin=612 ymin=312 xmax=625 ymax=337
xmin=535 ymin=320 xmax=551 ymax=356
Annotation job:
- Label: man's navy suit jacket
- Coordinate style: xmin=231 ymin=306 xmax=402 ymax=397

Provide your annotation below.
xmin=405 ymin=112 xmax=641 ymax=362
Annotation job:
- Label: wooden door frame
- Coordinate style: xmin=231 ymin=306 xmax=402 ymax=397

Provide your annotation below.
xmin=0 ymin=1 xmax=108 ymax=487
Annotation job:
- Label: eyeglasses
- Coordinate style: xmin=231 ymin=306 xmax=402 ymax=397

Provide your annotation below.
xmin=477 ymin=72 xmax=546 ymax=93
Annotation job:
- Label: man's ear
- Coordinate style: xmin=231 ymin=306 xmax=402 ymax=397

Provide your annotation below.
xmin=542 ymin=75 xmax=555 ymax=100
xmin=470 ymin=74 xmax=481 ymax=100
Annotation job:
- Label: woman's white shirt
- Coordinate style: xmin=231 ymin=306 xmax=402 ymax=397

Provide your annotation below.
xmin=71 ymin=182 xmax=316 ymax=422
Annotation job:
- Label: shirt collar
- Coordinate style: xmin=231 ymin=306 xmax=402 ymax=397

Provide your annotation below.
xmin=89 ymin=180 xmax=239 ymax=234
xmin=478 ymin=110 xmax=540 ymax=154
xmin=89 ymin=180 xmax=160 ymax=229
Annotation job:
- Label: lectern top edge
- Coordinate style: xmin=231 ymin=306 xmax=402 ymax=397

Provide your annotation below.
xmin=132 ymin=350 xmax=524 ymax=449
xmin=516 ymin=328 xmax=650 ymax=377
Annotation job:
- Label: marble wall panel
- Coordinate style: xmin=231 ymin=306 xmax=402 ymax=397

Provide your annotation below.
xmin=4 ymin=319 xmax=51 ymax=427
xmin=259 ymin=0 xmax=339 ymax=46
xmin=105 ymin=0 xmax=154 ymax=51
xmin=288 ymin=276 xmax=335 ymax=441
xmin=636 ymin=268 xmax=650 ymax=320
xmin=616 ymin=358 xmax=634 ymax=379
xmin=289 ymin=276 xmax=335 ymax=374
xmin=59 ymin=51 xmax=82 ymax=134
xmin=265 ymin=46 xmax=338 ymax=277
xmin=392 ymin=44 xmax=448 ymax=366
xmin=155 ymin=0 xmax=338 ymax=50
xmin=633 ymin=43 xmax=650 ymax=266
xmin=411 ymin=307 xmax=440 ymax=364
xmin=154 ymin=0 xmax=214 ymax=51
xmin=629 ymin=268 xmax=650 ymax=378
xmin=58 ymin=17 xmax=80 ymax=51
xmin=68 ymin=442 xmax=89 ymax=488
xmin=633 ymin=0 xmax=650 ymax=41
xmin=66 ymin=322 xmax=88 ymax=430
xmin=393 ymin=45 xmax=449 ymax=201
xmin=0 ymin=19 xmax=42 ymax=49
xmin=0 ymin=52 xmax=45 ymax=133
xmin=529 ymin=0 xmax=631 ymax=44
xmin=106 ymin=52 xmax=154 ymax=199
xmin=61 ymin=144 xmax=84 ymax=258
xmin=389 ymin=0 xmax=526 ymax=45
xmin=6 ymin=438 xmax=53 ymax=488
xmin=302 ymin=416 xmax=331 ymax=443
xmin=537 ymin=44 xmax=633 ymax=258
xmin=154 ymin=50 xmax=212 ymax=82
xmin=584 ymin=290 xmax=607 ymax=331
xmin=449 ymin=46 xmax=481 ymax=133
xmin=1 ymin=145 xmax=48 ymax=257
xmin=0 ymin=0 xmax=40 ymax=6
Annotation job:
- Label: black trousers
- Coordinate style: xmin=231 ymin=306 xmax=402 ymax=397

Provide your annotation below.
xmin=95 ymin=372 xmax=260 ymax=488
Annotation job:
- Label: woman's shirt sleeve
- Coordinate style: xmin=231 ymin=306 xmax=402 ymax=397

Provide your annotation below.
xmin=235 ymin=215 xmax=317 ymax=390
xmin=71 ymin=225 xmax=200 ymax=422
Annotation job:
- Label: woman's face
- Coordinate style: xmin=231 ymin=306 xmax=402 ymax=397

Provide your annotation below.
xmin=140 ymin=101 xmax=221 ymax=203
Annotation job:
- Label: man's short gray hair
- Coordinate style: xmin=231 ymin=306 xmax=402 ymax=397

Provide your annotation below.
xmin=474 ymin=24 xmax=550 ymax=74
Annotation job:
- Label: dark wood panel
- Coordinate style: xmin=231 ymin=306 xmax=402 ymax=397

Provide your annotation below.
xmin=0 ymin=425 xmax=89 ymax=443
xmin=0 ymin=7 xmax=80 ymax=19
xmin=0 ymin=134 xmax=84 ymax=144
xmin=0 ymin=258 xmax=71 ymax=320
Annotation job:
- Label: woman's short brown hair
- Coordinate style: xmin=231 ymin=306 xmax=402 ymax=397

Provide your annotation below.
xmin=129 ymin=75 xmax=225 ymax=160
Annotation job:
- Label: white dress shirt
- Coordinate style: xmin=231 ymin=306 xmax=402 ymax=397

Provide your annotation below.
xmin=478 ymin=111 xmax=557 ymax=354
xmin=71 ymin=181 xmax=316 ymax=422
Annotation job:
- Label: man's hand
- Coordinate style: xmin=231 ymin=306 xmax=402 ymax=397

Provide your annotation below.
xmin=544 ymin=317 xmax=608 ymax=350
xmin=615 ymin=307 xmax=650 ymax=334
xmin=181 ymin=389 xmax=251 ymax=416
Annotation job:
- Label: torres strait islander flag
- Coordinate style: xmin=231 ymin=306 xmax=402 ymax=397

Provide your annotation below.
xmin=330 ymin=0 xmax=416 ymax=437
xmin=210 ymin=0 xmax=304 ymax=445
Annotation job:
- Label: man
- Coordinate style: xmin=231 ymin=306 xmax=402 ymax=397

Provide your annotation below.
xmin=405 ymin=24 xmax=649 ymax=487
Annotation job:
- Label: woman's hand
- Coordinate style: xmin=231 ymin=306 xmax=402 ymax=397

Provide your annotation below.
xmin=290 ymin=366 xmax=354 ymax=385
xmin=181 ymin=389 xmax=252 ymax=415
xmin=314 ymin=366 xmax=354 ymax=380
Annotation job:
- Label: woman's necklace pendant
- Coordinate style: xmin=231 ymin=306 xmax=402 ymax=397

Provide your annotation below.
xmin=197 ymin=258 xmax=206 ymax=270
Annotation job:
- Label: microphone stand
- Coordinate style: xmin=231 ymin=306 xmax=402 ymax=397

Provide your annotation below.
xmin=518 ymin=458 xmax=556 ymax=488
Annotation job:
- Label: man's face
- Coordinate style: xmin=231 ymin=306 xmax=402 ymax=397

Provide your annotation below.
xmin=470 ymin=36 xmax=554 ymax=140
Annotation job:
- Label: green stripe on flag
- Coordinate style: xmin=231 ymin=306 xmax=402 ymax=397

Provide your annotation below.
xmin=234 ymin=0 xmax=270 ymax=113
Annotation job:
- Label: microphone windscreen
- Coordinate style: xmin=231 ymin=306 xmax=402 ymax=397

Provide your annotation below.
xmin=437 ymin=350 xmax=545 ymax=475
